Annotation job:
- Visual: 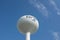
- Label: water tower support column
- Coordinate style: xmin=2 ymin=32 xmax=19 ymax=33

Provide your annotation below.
xmin=26 ymin=32 xmax=30 ymax=40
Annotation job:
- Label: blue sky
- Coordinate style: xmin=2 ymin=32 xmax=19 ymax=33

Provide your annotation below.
xmin=0 ymin=0 xmax=60 ymax=40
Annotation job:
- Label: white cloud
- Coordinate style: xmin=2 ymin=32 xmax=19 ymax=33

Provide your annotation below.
xmin=48 ymin=0 xmax=60 ymax=15
xmin=52 ymin=32 xmax=60 ymax=40
xmin=29 ymin=0 xmax=49 ymax=17
xmin=56 ymin=9 xmax=60 ymax=15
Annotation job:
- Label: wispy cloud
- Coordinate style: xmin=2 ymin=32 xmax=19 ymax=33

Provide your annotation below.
xmin=57 ymin=9 xmax=60 ymax=15
xmin=29 ymin=0 xmax=49 ymax=17
xmin=49 ymin=0 xmax=60 ymax=15
xmin=52 ymin=32 xmax=60 ymax=40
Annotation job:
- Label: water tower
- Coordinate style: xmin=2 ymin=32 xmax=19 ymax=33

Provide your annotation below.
xmin=17 ymin=15 xmax=39 ymax=40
